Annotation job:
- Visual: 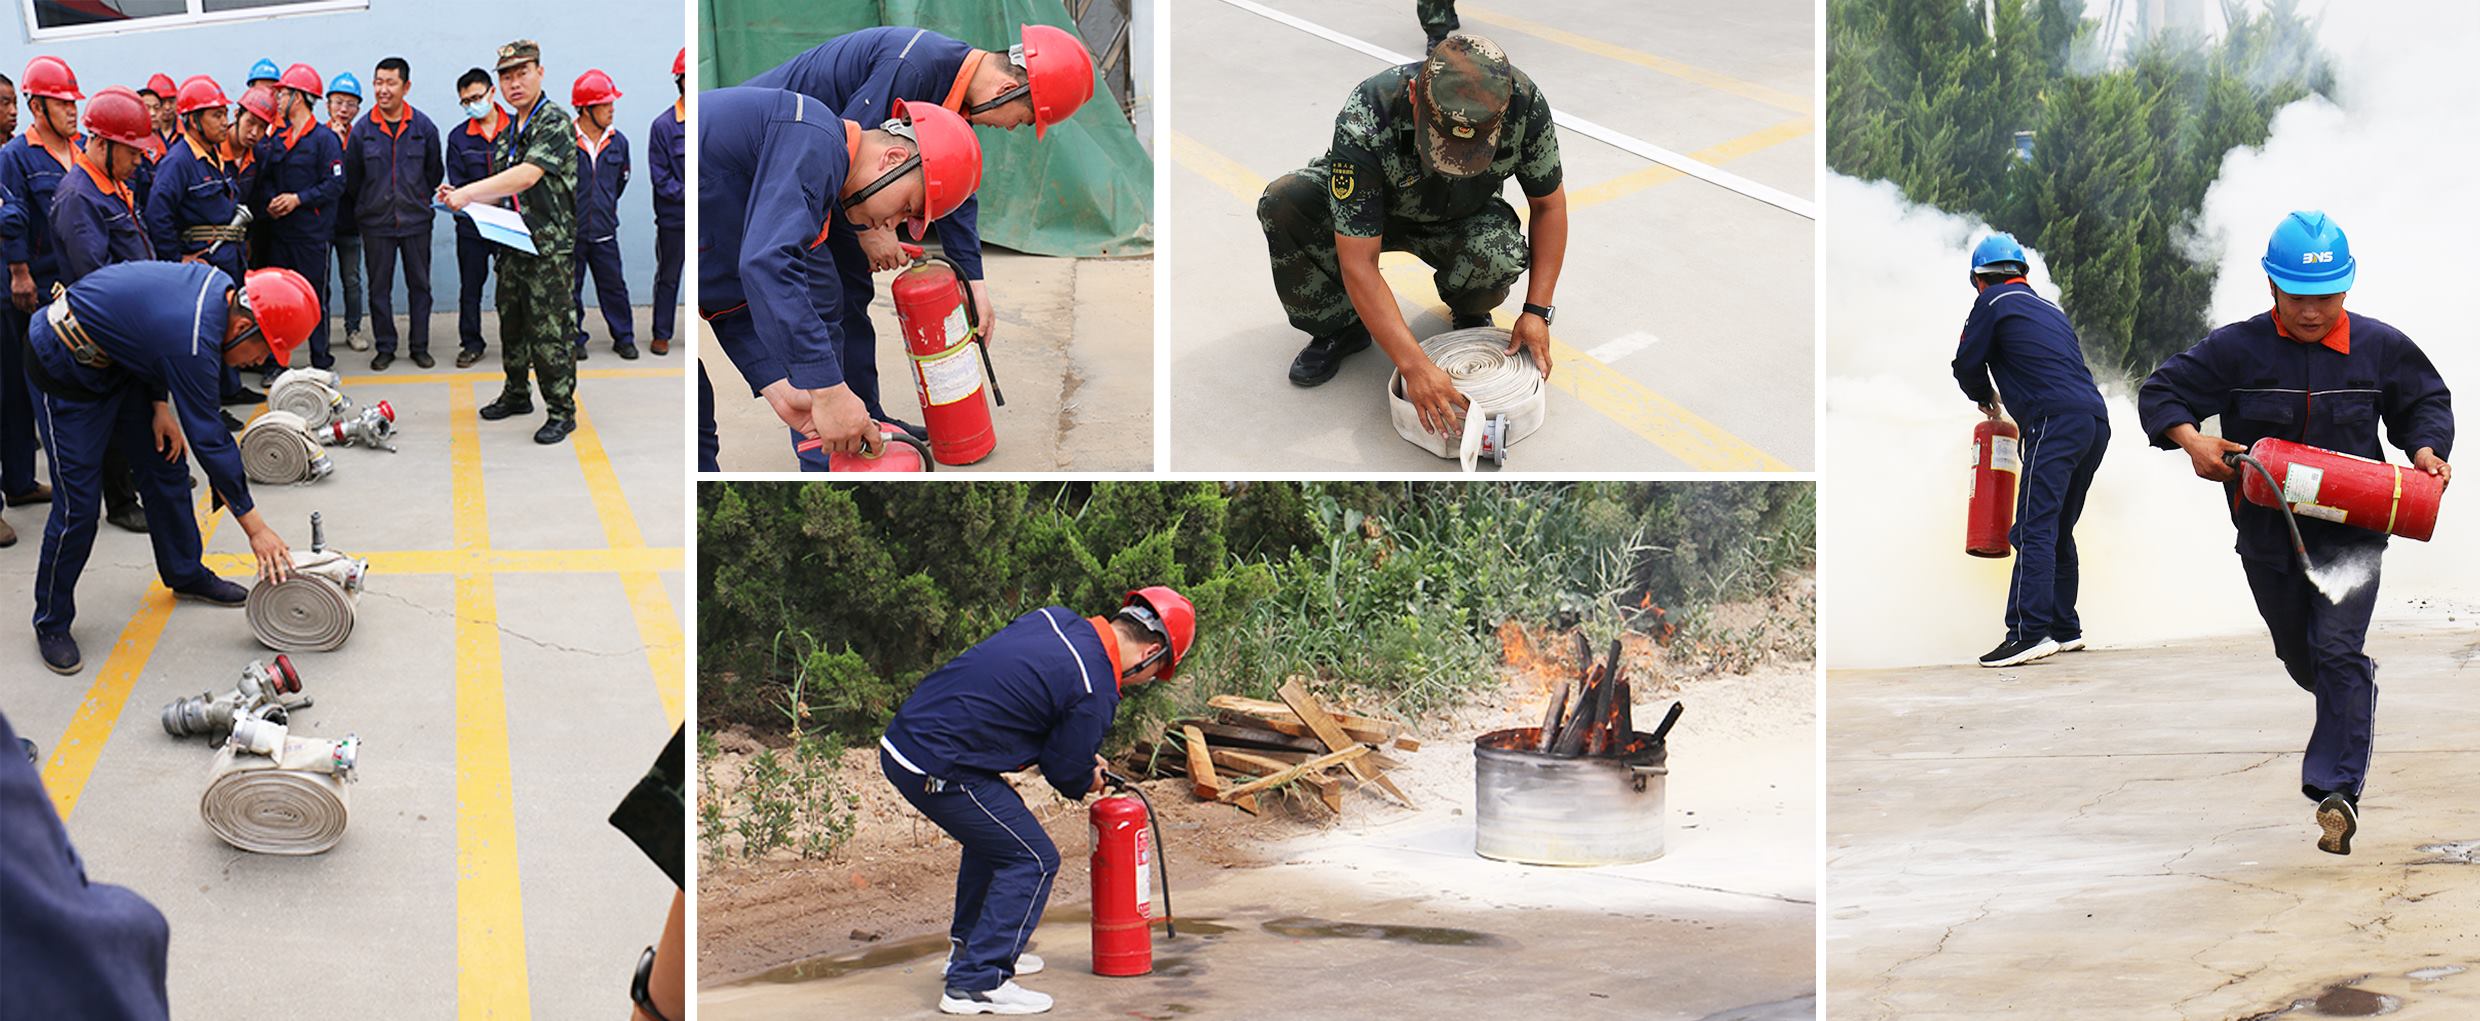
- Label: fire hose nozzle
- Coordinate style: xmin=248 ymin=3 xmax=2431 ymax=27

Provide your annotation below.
xmin=164 ymin=656 xmax=314 ymax=738
xmin=326 ymin=405 xmax=399 ymax=451
xmin=331 ymin=733 xmax=360 ymax=781
xmin=310 ymin=512 xmax=325 ymax=553
xmin=1476 ymin=414 xmax=1511 ymax=467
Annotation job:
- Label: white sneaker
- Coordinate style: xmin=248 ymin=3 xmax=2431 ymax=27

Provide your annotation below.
xmin=940 ymin=980 xmax=1053 ymax=1015
xmin=345 ymin=329 xmax=369 ymax=352
xmin=944 ymin=951 xmax=1043 ymax=976
xmin=2055 ymin=637 xmax=2088 ymax=653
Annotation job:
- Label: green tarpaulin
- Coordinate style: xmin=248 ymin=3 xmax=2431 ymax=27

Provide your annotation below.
xmin=701 ymin=0 xmax=1153 ymax=257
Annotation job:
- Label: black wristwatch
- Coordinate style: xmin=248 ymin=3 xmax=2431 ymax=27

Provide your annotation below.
xmin=631 ymin=945 xmax=673 ymax=1021
xmin=1521 ymin=302 xmax=1555 ymax=325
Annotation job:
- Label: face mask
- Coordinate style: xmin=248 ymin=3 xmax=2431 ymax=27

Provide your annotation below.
xmin=464 ymin=101 xmax=491 ymax=121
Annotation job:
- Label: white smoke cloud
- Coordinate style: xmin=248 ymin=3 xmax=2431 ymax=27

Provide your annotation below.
xmin=1828 ymin=0 xmax=2480 ymax=668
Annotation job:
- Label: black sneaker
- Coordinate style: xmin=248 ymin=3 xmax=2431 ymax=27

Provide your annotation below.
xmin=479 ymin=395 xmax=534 ymax=421
xmin=574 ymin=343 xmax=591 ymax=362
xmin=615 ymin=344 xmax=640 ymax=361
xmin=19 ymin=736 xmax=35 ymax=763
xmin=412 ymin=351 xmax=436 ymax=369
xmin=221 ymin=387 xmax=265 ymax=407
xmin=456 ymin=349 xmax=483 ymax=368
xmin=1288 ymin=325 xmax=1372 ymax=387
xmin=371 ymin=352 xmax=395 ymax=371
xmin=2316 ymin=793 xmax=2358 ymax=855
xmin=1449 ymin=311 xmax=1495 ymax=330
xmin=220 ymin=410 xmax=245 ymax=433
xmin=534 ymin=418 xmax=576 ymax=445
xmin=1977 ymin=635 xmax=2059 ymax=668
xmin=37 ymin=630 xmax=80 ymax=675
xmin=106 ymin=503 xmax=148 ymax=533
xmin=172 ymin=576 xmax=249 ymax=606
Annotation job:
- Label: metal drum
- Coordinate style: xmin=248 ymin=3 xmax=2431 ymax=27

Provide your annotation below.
xmin=1473 ymin=726 xmax=1668 ymax=866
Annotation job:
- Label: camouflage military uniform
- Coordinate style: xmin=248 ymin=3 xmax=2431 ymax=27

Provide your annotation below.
xmin=1257 ymin=36 xmax=1560 ymax=340
xmin=492 ymin=84 xmax=580 ymax=421
xmin=1418 ymin=0 xmax=1460 ymax=43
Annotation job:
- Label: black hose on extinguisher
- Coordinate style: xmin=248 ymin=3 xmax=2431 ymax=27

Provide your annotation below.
xmin=2227 ymin=450 xmax=2311 ymax=568
xmin=1102 ymin=769 xmax=1174 ymax=939
xmin=928 ymin=251 xmax=1005 ymax=408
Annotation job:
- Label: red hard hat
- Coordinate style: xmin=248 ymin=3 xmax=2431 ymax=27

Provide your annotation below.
xmin=1123 ymin=586 xmax=1196 ymax=680
xmin=1017 ymin=23 xmax=1095 ymax=140
xmin=239 ymin=84 xmax=281 ymax=126
xmin=175 ymin=76 xmax=230 ymax=116
xmin=672 ymin=48 xmax=685 ymax=77
xmin=143 ymin=72 xmax=178 ymax=98
xmin=571 ymin=68 xmax=621 ymax=107
xmin=889 ymin=98 xmax=982 ymax=237
xmin=22 ymin=56 xmax=83 ymax=102
xmin=241 ymin=268 xmax=321 ymax=367
xmin=279 ymin=62 xmax=322 ymax=97
xmin=83 ymin=87 xmax=163 ymax=157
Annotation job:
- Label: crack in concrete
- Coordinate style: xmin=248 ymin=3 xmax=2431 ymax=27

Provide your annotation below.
xmin=1868 ymin=891 xmax=2001 ymax=1019
xmin=362 ymin=586 xmax=639 ymax=659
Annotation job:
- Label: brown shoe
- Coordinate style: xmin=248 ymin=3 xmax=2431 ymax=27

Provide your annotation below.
xmin=0 ymin=515 xmax=16 ymax=547
xmin=5 ymin=483 xmax=50 ymax=507
xmin=650 ymin=338 xmax=670 ymax=356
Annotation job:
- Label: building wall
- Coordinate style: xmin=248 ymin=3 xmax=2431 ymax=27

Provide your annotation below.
xmin=10 ymin=2 xmax=684 ymax=315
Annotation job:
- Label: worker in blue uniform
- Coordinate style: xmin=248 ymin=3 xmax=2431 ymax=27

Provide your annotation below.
xmin=446 ymin=67 xmax=506 ymax=369
xmin=648 ymin=48 xmax=686 ymax=357
xmin=879 ymin=587 xmax=1196 ymax=1017
xmin=1951 ymin=232 xmax=2112 ymax=669
xmin=347 ymin=57 xmax=446 ymax=371
xmin=149 ymin=76 xmax=267 ymax=416
xmin=696 ymin=86 xmax=982 ymax=471
xmin=0 ymin=56 xmax=85 ymax=539
xmin=741 ymin=23 xmax=1095 ymax=431
xmin=253 ymin=63 xmax=346 ymax=370
xmin=326 ymin=72 xmax=367 ymax=354
xmin=2139 ymin=211 xmax=2454 ymax=856
xmin=569 ymin=68 xmax=636 ymax=361
xmin=0 ymin=709 xmax=171 ymax=1017
xmin=25 ymin=261 xmax=314 ymax=674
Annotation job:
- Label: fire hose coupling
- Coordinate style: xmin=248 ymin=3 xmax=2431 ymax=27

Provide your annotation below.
xmin=1386 ymin=327 xmax=1547 ymax=471
xmin=240 ymin=410 xmax=338 ymax=485
xmin=247 ymin=512 xmax=370 ymax=653
xmin=265 ymin=367 xmax=354 ymax=428
xmin=162 ymin=654 xmax=311 ymax=739
xmin=323 ymin=401 xmax=399 ymax=452
xmin=202 ymin=728 xmax=361 ymax=855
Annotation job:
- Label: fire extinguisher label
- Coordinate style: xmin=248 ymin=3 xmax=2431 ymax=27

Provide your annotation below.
xmin=1133 ymin=827 xmax=1152 ymax=918
xmin=2284 ymin=464 xmax=2325 ymax=505
xmin=1989 ymin=436 xmax=2021 ymax=473
xmin=918 ymin=345 xmax=984 ymax=407
xmin=2292 ymin=501 xmax=2348 ymax=524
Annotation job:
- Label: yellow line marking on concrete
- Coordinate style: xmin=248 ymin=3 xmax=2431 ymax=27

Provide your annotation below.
xmin=571 ymin=403 xmax=684 ymax=726
xmin=1568 ymin=115 xmax=1813 ymax=210
xmin=1176 ymin=134 xmax=1788 ymax=470
xmin=42 ymin=488 xmax=225 ymax=820
xmin=1460 ymin=4 xmax=1812 ymax=115
xmin=334 ymin=365 xmax=674 ymax=389
xmin=198 ymin=546 xmax=684 ymax=576
xmin=449 ymin=380 xmax=531 ymax=1018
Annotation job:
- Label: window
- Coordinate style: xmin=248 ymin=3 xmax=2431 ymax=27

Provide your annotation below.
xmin=23 ymin=0 xmax=367 ymax=40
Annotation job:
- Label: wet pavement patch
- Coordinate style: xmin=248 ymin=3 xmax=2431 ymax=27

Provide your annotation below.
xmin=750 ymin=932 xmax=948 ymax=984
xmin=1260 ymin=915 xmax=1509 ymax=948
xmin=2405 ymin=965 xmax=2466 ymax=982
xmin=2413 ymin=841 xmax=2480 ymax=864
xmin=2242 ymin=979 xmax=2402 ymax=1019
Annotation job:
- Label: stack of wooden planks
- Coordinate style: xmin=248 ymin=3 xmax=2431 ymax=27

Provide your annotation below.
xmin=1125 ymin=678 xmax=1420 ymax=816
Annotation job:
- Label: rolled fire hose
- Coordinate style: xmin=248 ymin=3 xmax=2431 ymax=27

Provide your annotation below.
xmin=266 ymin=368 xmax=351 ymax=428
xmin=201 ymin=724 xmax=359 ymax=855
xmin=1385 ymin=327 xmax=1547 ymax=472
xmin=240 ymin=410 xmax=336 ymax=485
xmin=247 ymin=518 xmax=369 ymax=652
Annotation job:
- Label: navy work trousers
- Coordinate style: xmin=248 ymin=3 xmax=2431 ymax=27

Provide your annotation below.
xmin=365 ymin=227 xmax=436 ymax=356
xmin=456 ymin=229 xmax=491 ymax=355
xmin=2005 ymin=412 xmax=2108 ymax=644
xmin=652 ymin=223 xmax=683 ymax=343
xmin=0 ymin=306 xmax=38 ymax=498
xmin=268 ymin=236 xmax=335 ymax=369
xmin=880 ymin=746 xmax=1058 ymax=995
xmin=25 ymin=372 xmax=211 ymax=636
xmin=2244 ymin=554 xmax=2382 ymax=800
xmin=572 ymin=237 xmax=635 ymax=349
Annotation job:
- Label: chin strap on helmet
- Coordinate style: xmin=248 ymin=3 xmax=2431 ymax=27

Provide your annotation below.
xmin=965 ymin=49 xmax=1033 ymax=116
xmin=837 ymin=116 xmax=923 ymax=218
xmin=1113 ymin=603 xmax=1171 ymax=680
xmin=225 ymin=288 xmax=264 ymax=354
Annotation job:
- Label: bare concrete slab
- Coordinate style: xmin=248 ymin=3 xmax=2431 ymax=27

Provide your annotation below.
xmin=1829 ymin=622 xmax=2480 ymax=1019
xmin=702 ymin=252 xmax=1156 ymax=472
xmin=1169 ymin=0 xmax=1815 ymax=471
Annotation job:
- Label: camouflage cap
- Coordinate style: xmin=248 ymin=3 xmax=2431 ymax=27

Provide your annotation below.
xmin=1415 ymin=33 xmax=1515 ymax=178
xmin=495 ymin=39 xmax=541 ymax=73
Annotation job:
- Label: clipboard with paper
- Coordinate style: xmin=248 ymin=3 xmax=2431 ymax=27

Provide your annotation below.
xmin=437 ymin=201 xmax=538 ymax=255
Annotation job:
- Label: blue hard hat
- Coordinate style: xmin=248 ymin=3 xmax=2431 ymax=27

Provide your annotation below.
xmin=1970 ymin=233 xmax=2028 ymax=274
xmin=248 ymin=58 xmax=281 ymax=84
xmin=329 ymin=72 xmax=362 ymax=100
xmin=2262 ymin=210 xmax=2355 ymax=295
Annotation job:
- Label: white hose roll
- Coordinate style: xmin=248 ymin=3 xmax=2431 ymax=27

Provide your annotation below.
xmin=266 ymin=368 xmax=349 ymax=428
xmin=201 ymin=734 xmax=356 ymax=855
xmin=240 ymin=411 xmax=334 ymax=485
xmin=1386 ymin=327 xmax=1547 ymax=467
xmin=247 ymin=549 xmax=366 ymax=652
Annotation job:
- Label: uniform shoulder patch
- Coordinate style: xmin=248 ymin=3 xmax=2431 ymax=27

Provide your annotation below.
xmin=1331 ymin=163 xmax=1356 ymax=201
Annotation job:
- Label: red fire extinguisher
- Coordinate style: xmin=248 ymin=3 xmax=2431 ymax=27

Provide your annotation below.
xmin=1090 ymin=772 xmax=1173 ymax=976
xmin=794 ymin=423 xmax=936 ymax=472
xmin=1966 ymin=411 xmax=2022 ymax=558
xmin=2235 ymin=437 xmax=2444 ymax=541
xmin=890 ymin=242 xmax=1005 ymax=465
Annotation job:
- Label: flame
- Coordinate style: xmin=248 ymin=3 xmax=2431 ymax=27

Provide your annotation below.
xmin=1638 ymin=592 xmax=1652 ymax=609
xmin=1497 ymin=620 xmax=1562 ymax=699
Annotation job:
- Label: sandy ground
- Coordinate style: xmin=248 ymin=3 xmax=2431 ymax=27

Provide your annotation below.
xmin=1829 ymin=617 xmax=2480 ymax=1020
xmin=1168 ymin=0 xmax=1815 ymax=472
xmin=697 ymin=599 xmax=1816 ymax=1017
xmin=701 ymin=252 xmax=1155 ymax=472
xmin=2 ymin=308 xmax=682 ymax=1019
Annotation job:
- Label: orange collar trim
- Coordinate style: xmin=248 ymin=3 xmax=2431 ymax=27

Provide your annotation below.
xmin=281 ymin=114 xmax=317 ymax=150
xmin=810 ymin=121 xmax=866 ymax=250
xmin=465 ymin=105 xmax=509 ymax=140
xmin=577 ymin=123 xmax=614 ymax=157
xmin=2272 ymin=307 xmax=2351 ymax=355
xmin=941 ymin=49 xmax=989 ymax=113
xmin=221 ymin=137 xmax=256 ymax=169
xmin=671 ymin=98 xmax=685 ymax=121
xmin=182 ymin=131 xmax=225 ymax=169
xmin=28 ymin=121 xmax=76 ymax=170
xmin=1085 ymin=616 xmax=1129 ymax=690
xmin=74 ymin=150 xmax=135 ymax=215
